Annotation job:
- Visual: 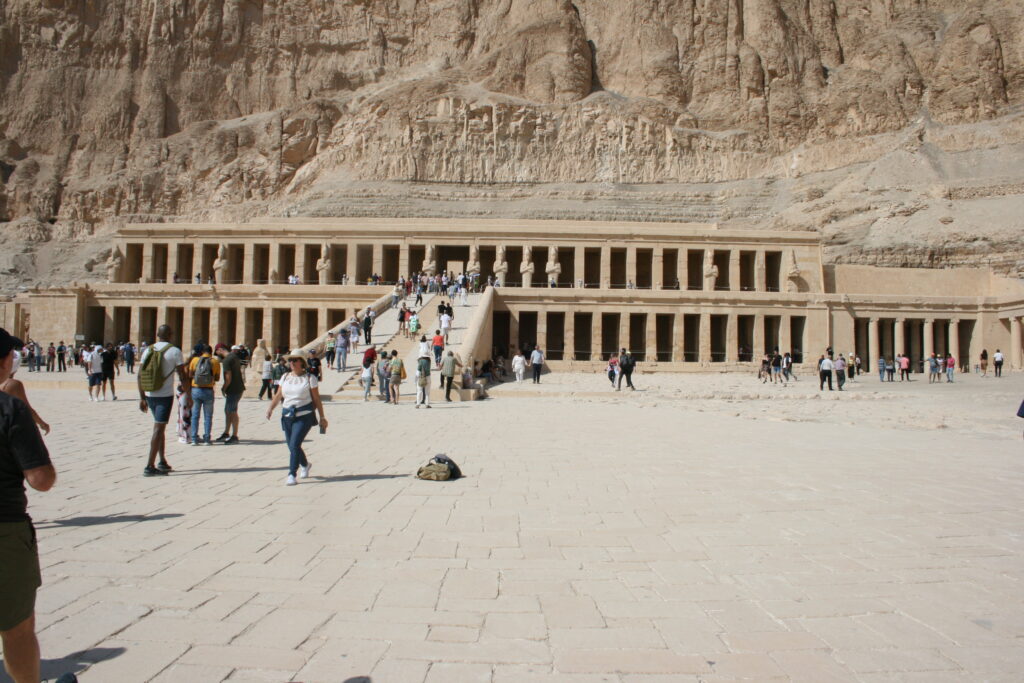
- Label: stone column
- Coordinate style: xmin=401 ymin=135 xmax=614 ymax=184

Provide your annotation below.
xmin=129 ymin=305 xmax=141 ymax=346
xmin=243 ymin=243 xmax=254 ymax=284
xmin=626 ymin=247 xmax=637 ymax=288
xmin=398 ymin=244 xmax=410 ymax=279
xmin=346 ymin=243 xmax=358 ymax=282
xmin=572 ymin=247 xmax=584 ymax=287
xmin=536 ymin=312 xmax=548 ymax=356
xmin=894 ymin=318 xmax=905 ymax=356
xmin=726 ymin=314 xmax=738 ymax=362
xmin=1011 ymin=317 xmax=1023 ymax=370
xmin=591 ymin=312 xmax=602 ymax=360
xmin=868 ymin=318 xmax=879 ymax=366
xmin=755 ymin=250 xmax=766 ymax=292
xmin=268 ymin=243 xmax=281 ymax=283
xmin=699 ymin=312 xmax=711 ymax=364
xmin=564 ymin=310 xmax=575 ymax=361
xmin=372 ymin=243 xmax=383 ymax=277
xmin=295 ymin=245 xmax=307 ymax=283
xmin=950 ymin=319 xmax=961 ymax=370
xmin=780 ymin=314 xmax=792 ymax=354
xmin=140 ymin=243 xmax=153 ymax=283
xmin=923 ymin=319 xmax=934 ymax=360
xmin=210 ymin=308 xmax=222 ymax=347
xmin=729 ymin=250 xmax=741 ymax=291
xmin=509 ymin=314 xmax=519 ymax=355
xmin=167 ymin=245 xmax=179 ymax=284
xmin=672 ymin=313 xmax=686 ymax=362
xmin=318 ymin=308 xmax=329 ymax=338
xmin=290 ymin=313 xmax=302 ymax=350
xmin=652 ymin=248 xmax=664 ymax=290
xmin=236 ymin=308 xmax=247 ymax=345
xmin=644 ymin=314 xmax=657 ymax=362
xmin=600 ymin=246 xmax=611 ymax=289
xmin=618 ymin=312 xmax=629 ymax=353
xmin=101 ymin=306 xmax=114 ymax=344
xmin=262 ymin=306 xmax=274 ymax=349
xmin=678 ymin=250 xmax=688 ymax=290
xmin=753 ymin=313 xmax=765 ymax=356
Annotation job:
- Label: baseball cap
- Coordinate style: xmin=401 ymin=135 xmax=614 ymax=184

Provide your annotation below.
xmin=215 ymin=343 xmax=229 ymax=352
xmin=0 ymin=328 xmax=24 ymax=359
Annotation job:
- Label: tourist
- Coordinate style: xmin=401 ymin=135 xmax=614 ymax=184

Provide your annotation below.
xmin=946 ymin=354 xmax=956 ymax=383
xmin=45 ymin=343 xmax=55 ymax=372
xmin=927 ymin=353 xmax=940 ymax=384
xmin=617 ymin=348 xmax=636 ymax=391
xmin=188 ymin=343 xmax=220 ymax=446
xmin=56 ymin=341 xmax=67 ymax=372
xmin=0 ymin=329 xmax=79 ymax=683
xmin=771 ymin=351 xmax=785 ymax=384
xmin=362 ymin=345 xmax=378 ymax=374
xmin=388 ymin=350 xmax=404 ymax=404
xmin=758 ymin=354 xmax=770 ymax=383
xmin=513 ymin=349 xmax=527 ymax=384
xmin=376 ymin=351 xmax=390 ymax=402
xmin=414 ymin=282 xmax=424 ymax=306
xmin=993 ymin=349 xmax=1004 ymax=377
xmin=335 ymin=327 xmax=349 ymax=371
xmin=137 ymin=325 xmax=189 ymax=475
xmin=100 ymin=342 xmax=119 ymax=400
xmin=360 ymin=361 xmax=373 ymax=401
xmin=834 ymin=353 xmax=847 ymax=391
xmin=307 ymin=350 xmax=322 ymax=382
xmin=782 ymin=352 xmax=796 ymax=381
xmin=175 ymin=380 xmax=192 ymax=444
xmin=194 ymin=272 xmax=201 ymax=284
xmin=409 ymin=310 xmax=421 ymax=338
xmin=854 ymin=354 xmax=862 ymax=376
xmin=432 ymin=329 xmax=445 ymax=367
xmin=214 ymin=343 xmax=244 ymax=444
xmin=0 ymin=351 xmax=50 ymax=436
xmin=845 ymin=354 xmax=855 ymax=382
xmin=397 ymin=304 xmax=408 ymax=336
xmin=885 ymin=357 xmax=895 ymax=382
xmin=362 ymin=307 xmax=375 ymax=344
xmin=818 ymin=354 xmax=834 ymax=390
xmin=415 ymin=353 xmax=432 ymax=408
xmin=258 ymin=344 xmax=274 ymax=400
xmin=324 ymin=332 xmax=336 ymax=369
xmin=899 ymin=353 xmax=911 ymax=381
xmin=440 ymin=350 xmax=461 ymax=401
xmin=877 ymin=356 xmax=885 ymax=382
xmin=265 ymin=349 xmax=327 ymax=486
xmin=348 ymin=317 xmax=360 ymax=354
xmin=530 ymin=345 xmax=544 ymax=384
xmin=123 ymin=342 xmax=136 ymax=374
xmin=272 ymin=355 xmax=287 ymax=394
xmin=85 ymin=344 xmax=104 ymax=401
xmin=980 ymin=349 xmax=989 ymax=376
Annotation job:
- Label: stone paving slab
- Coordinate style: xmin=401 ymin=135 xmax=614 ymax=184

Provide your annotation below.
xmin=2 ymin=371 xmax=1023 ymax=682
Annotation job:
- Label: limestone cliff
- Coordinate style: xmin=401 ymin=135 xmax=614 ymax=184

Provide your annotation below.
xmin=1 ymin=0 xmax=1022 ymax=291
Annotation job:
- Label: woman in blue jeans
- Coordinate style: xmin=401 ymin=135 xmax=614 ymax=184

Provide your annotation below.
xmin=265 ymin=349 xmax=328 ymax=486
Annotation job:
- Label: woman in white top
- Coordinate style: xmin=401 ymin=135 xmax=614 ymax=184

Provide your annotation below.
xmin=266 ymin=349 xmax=328 ymax=486
xmin=511 ymin=350 xmax=526 ymax=383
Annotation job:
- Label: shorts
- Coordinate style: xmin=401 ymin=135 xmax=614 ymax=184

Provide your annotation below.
xmin=102 ymin=368 xmax=115 ymax=381
xmin=146 ymin=395 xmax=174 ymax=424
xmin=390 ymin=373 xmax=402 ymax=386
xmin=0 ymin=521 xmax=41 ymax=631
xmin=88 ymin=372 xmax=103 ymax=386
xmin=772 ymin=367 xmax=781 ymax=374
xmin=223 ymin=392 xmax=242 ymax=414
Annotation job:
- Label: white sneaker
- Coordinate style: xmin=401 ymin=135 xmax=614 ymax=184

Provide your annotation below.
xmin=299 ymin=463 xmax=311 ymax=479
xmin=100 ymin=396 xmax=106 ymax=401
xmin=285 ymin=474 xmax=297 ymax=486
xmin=178 ymin=437 xmax=187 ymax=444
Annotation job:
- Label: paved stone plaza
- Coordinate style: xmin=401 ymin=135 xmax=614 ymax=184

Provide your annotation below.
xmin=4 ymin=371 xmax=1024 ymax=682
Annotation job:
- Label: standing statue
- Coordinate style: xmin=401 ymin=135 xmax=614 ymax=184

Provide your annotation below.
xmin=315 ymin=243 xmax=332 ymax=285
xmin=466 ymin=244 xmax=481 ymax=276
xmin=786 ymin=250 xmax=802 ymax=293
xmin=269 ymin=268 xmax=279 ymax=285
xmin=212 ymin=243 xmax=229 ymax=284
xmin=422 ymin=244 xmax=437 ymax=276
xmin=520 ymin=245 xmax=535 ymax=287
xmin=105 ymin=246 xmax=123 ymax=283
xmin=702 ymin=250 xmax=719 ymax=290
xmin=545 ymin=245 xmax=561 ymax=283
xmin=493 ymin=244 xmax=509 ymax=281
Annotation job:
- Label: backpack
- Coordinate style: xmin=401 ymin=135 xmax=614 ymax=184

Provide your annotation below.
xmin=620 ymin=355 xmax=633 ymax=371
xmin=416 ymin=454 xmax=462 ymax=481
xmin=194 ymin=356 xmax=214 ymax=386
xmin=139 ymin=344 xmax=173 ymax=392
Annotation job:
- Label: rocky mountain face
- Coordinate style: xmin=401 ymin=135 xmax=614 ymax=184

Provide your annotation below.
xmin=1 ymin=0 xmax=1022 ymax=291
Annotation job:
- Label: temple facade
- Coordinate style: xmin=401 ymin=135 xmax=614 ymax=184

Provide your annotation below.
xmin=5 ymin=218 xmax=1024 ymax=371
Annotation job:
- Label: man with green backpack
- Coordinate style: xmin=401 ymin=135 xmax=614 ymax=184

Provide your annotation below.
xmin=137 ymin=325 xmax=190 ymax=477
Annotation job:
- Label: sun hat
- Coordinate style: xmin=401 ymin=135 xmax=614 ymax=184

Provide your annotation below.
xmin=0 ymin=328 xmax=25 ymax=358
xmin=284 ymin=348 xmax=308 ymax=365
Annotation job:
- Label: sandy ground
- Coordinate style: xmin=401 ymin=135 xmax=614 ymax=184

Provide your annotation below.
xmin=3 ymin=368 xmax=1023 ymax=682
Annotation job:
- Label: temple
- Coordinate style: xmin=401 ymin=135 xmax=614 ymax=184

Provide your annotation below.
xmin=4 ymin=217 xmax=1023 ymax=371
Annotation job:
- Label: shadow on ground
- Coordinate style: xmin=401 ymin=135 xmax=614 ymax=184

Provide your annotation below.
xmin=36 ymin=514 xmax=183 ymax=528
xmin=0 ymin=646 xmax=126 ymax=683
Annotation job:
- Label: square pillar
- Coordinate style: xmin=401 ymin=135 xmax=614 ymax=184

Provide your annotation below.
xmin=618 ymin=312 xmax=629 ymax=354
xmin=1011 ymin=316 xmax=1023 ymax=370
xmin=755 ymin=250 xmax=766 ymax=292
xmin=726 ymin=314 xmax=738 ymax=362
xmin=780 ymin=314 xmax=792 ymax=355
xmin=295 ymin=245 xmax=307 ymax=283
xmin=509 ymin=313 xmax=520 ymax=355
xmin=102 ymin=306 xmax=115 ymax=344
xmin=210 ymin=308 xmax=222 ymax=347
xmin=167 ymin=245 xmax=180 ymax=284
xmin=564 ymin=310 xmax=575 ymax=362
xmin=678 ymin=250 xmax=687 ymax=290
xmin=140 ymin=244 xmax=153 ymax=283
xmin=129 ymin=305 xmax=141 ymax=346
xmin=626 ymin=247 xmax=638 ymax=288
xmin=235 ymin=309 xmax=246 ymax=346
xmin=753 ymin=313 xmax=765 ymax=356
xmin=950 ymin=319 xmax=961 ymax=370
xmin=924 ymin=319 xmax=935 ymax=360
xmin=243 ymin=243 xmax=255 ymax=284
xmin=698 ymin=312 xmax=711 ymax=364
xmin=290 ymin=313 xmax=302 ymax=350
xmin=399 ymin=244 xmax=410 ymax=279
xmin=573 ymin=246 xmax=583 ymax=288
xmin=600 ymin=246 xmax=611 ymax=289
xmin=346 ymin=243 xmax=358 ymax=283
xmin=591 ymin=312 xmax=602 ymax=361
xmin=318 ymin=308 xmax=329 ymax=338
xmin=644 ymin=313 xmax=657 ymax=363
xmin=262 ymin=306 xmax=274 ymax=347
xmin=268 ymin=243 xmax=281 ymax=283
xmin=537 ymin=312 xmax=548 ymax=355
xmin=180 ymin=306 xmax=193 ymax=349
xmin=672 ymin=313 xmax=685 ymax=362
xmin=372 ymin=243 xmax=383 ymax=277
xmin=729 ymin=250 xmax=741 ymax=291
xmin=652 ymin=248 xmax=664 ymax=290
xmin=868 ymin=318 xmax=879 ymax=367
xmin=894 ymin=318 xmax=906 ymax=356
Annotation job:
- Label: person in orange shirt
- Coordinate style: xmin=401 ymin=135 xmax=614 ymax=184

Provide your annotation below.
xmin=431 ymin=329 xmax=445 ymax=368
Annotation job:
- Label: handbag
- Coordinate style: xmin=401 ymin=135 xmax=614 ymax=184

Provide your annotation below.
xmin=400 ymin=363 xmax=408 ymax=380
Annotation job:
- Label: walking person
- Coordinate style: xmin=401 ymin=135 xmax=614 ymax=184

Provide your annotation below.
xmin=137 ymin=325 xmax=190 ymax=475
xmin=782 ymin=352 xmax=796 ymax=381
xmin=1 ymin=350 xmax=50 ymax=436
xmin=415 ymin=353 xmax=432 ymax=409
xmin=45 ymin=344 xmax=55 ymax=373
xmin=980 ymin=349 xmax=989 ymax=376
xmin=360 ymin=362 xmax=374 ymax=401
xmin=388 ymin=350 xmax=404 ymax=405
xmin=440 ymin=308 xmax=453 ymax=344
xmin=258 ymin=347 xmax=274 ymax=400
xmin=834 ymin=353 xmax=847 ymax=391
xmin=324 ymin=333 xmax=336 ymax=369
xmin=265 ymin=349 xmax=327 ymax=486
xmin=214 ymin=343 xmax=245 ymax=444
xmin=818 ymin=354 xmax=834 ymax=391
xmin=348 ymin=317 xmax=360 ymax=355
xmin=512 ymin=349 xmax=527 ymax=384
xmin=771 ymin=350 xmax=785 ymax=384
xmin=123 ymin=342 xmax=136 ymax=374
xmin=899 ymin=354 xmax=911 ymax=381
xmin=530 ymin=345 xmax=544 ymax=384
xmin=100 ymin=342 xmax=120 ymax=400
xmin=885 ymin=357 xmax=895 ymax=382
xmin=362 ymin=309 xmax=374 ymax=344
xmin=927 ymin=353 xmax=940 ymax=384
xmin=85 ymin=344 xmax=104 ymax=401
xmin=617 ymin=348 xmax=636 ymax=391
xmin=432 ymin=329 xmax=445 ymax=368
xmin=606 ymin=351 xmax=620 ymax=387
xmin=188 ymin=343 xmax=220 ymax=446
xmin=945 ymin=354 xmax=956 ymax=383
xmin=877 ymin=356 xmax=886 ymax=382
xmin=440 ymin=350 xmax=461 ymax=401
xmin=335 ymin=328 xmax=350 ymax=372
xmin=993 ymin=349 xmax=1004 ymax=377
xmin=56 ymin=341 xmax=67 ymax=372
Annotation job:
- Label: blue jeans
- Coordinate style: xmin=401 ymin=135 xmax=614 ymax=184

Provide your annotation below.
xmin=281 ymin=408 xmax=316 ymax=476
xmin=379 ymin=373 xmax=390 ymax=402
xmin=190 ymin=387 xmax=214 ymax=442
xmin=336 ymin=348 xmax=348 ymax=371
xmin=946 ymin=367 xmax=954 ymax=382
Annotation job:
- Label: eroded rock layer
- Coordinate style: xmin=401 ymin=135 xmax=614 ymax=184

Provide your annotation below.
xmin=1 ymin=0 xmax=1022 ymax=291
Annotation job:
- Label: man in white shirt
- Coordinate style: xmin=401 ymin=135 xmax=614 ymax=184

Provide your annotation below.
xmin=818 ymin=354 xmax=834 ymax=391
xmin=993 ymin=349 xmax=1004 ymax=377
xmin=85 ymin=345 xmax=104 ymax=402
xmin=440 ymin=312 xmax=453 ymax=344
xmin=137 ymin=325 xmax=189 ymax=477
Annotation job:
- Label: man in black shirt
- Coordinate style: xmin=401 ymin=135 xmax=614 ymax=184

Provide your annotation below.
xmin=100 ymin=342 xmax=119 ymax=401
xmin=0 ymin=328 xmax=59 ymax=683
